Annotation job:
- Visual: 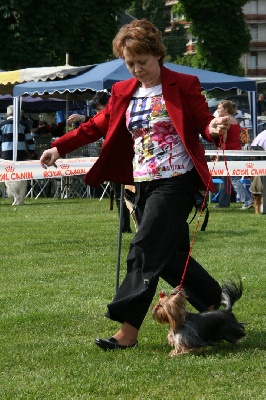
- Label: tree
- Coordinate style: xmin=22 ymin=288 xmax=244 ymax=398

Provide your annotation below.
xmin=126 ymin=0 xmax=168 ymax=33
xmin=175 ymin=0 xmax=251 ymax=75
xmin=126 ymin=1 xmax=187 ymax=61
xmin=164 ymin=23 xmax=187 ymax=62
xmin=0 ymin=0 xmax=131 ymax=70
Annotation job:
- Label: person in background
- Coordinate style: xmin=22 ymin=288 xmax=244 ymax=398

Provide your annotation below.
xmin=214 ymin=100 xmax=253 ymax=210
xmin=41 ymin=19 xmax=229 ymax=351
xmin=214 ymin=102 xmax=244 ymax=125
xmin=35 ymin=120 xmax=51 ymax=135
xmin=250 ymin=129 xmax=266 ymax=150
xmin=67 ymin=90 xmax=111 ymax=125
xmin=249 ymin=175 xmax=263 ymax=214
xmin=68 ymin=91 xmax=132 ymax=233
xmin=0 ymin=105 xmax=35 ymax=205
xmin=257 ymin=93 xmax=266 ymax=116
xmin=0 ymin=105 xmax=35 ymax=160
xmin=249 ymin=131 xmax=266 ymax=214
xmin=232 ymin=102 xmax=244 ymax=126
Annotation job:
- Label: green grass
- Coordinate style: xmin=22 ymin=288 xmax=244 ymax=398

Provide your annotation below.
xmin=0 ymin=196 xmax=265 ymax=399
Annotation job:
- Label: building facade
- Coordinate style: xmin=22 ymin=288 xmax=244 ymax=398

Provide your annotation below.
xmin=165 ymin=0 xmax=266 ymax=79
xmin=241 ymin=0 xmax=266 ymax=78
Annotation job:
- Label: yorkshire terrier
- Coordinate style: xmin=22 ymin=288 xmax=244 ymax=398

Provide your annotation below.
xmin=152 ymin=280 xmax=246 ymax=357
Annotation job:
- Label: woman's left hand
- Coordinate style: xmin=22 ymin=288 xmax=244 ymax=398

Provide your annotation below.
xmin=209 ymin=116 xmax=230 ymax=137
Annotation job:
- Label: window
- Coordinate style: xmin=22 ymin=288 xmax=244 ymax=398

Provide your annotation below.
xmin=250 ymin=52 xmax=258 ymax=69
xmin=250 ymin=25 xmax=258 ymax=41
xmin=250 ymin=0 xmax=258 ymax=14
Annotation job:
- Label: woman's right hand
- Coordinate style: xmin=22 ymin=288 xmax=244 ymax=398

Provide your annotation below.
xmin=67 ymin=114 xmax=85 ymax=123
xmin=209 ymin=116 xmax=230 ymax=138
xmin=40 ymin=147 xmax=60 ymax=169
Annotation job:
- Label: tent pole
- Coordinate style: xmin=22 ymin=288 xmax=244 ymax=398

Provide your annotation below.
xmin=13 ymin=96 xmax=20 ymax=161
xmin=65 ymin=92 xmax=70 ymax=199
xmin=252 ymin=90 xmax=258 ymax=138
xmin=115 ymin=184 xmax=124 ymax=293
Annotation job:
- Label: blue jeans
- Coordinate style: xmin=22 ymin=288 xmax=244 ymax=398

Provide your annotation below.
xmin=219 ymin=176 xmax=252 ymax=207
xmin=218 ymin=156 xmax=252 ymax=207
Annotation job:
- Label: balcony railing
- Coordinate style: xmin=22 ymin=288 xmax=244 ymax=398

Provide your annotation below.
xmin=246 ymin=68 xmax=266 ymax=76
xmin=249 ymin=41 xmax=266 ymax=50
xmin=245 ymin=14 xmax=266 ymax=22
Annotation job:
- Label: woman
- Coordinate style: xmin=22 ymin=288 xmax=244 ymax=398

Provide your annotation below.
xmin=214 ymin=100 xmax=253 ymax=209
xmin=40 ymin=20 xmax=229 ymax=351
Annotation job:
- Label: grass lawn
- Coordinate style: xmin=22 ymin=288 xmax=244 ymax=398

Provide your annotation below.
xmin=0 ymin=196 xmax=265 ymax=399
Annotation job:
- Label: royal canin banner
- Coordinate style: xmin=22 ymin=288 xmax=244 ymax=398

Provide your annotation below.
xmin=0 ymin=158 xmax=97 ymax=182
xmin=0 ymin=156 xmax=265 ymax=183
xmin=208 ymin=160 xmax=266 ymax=177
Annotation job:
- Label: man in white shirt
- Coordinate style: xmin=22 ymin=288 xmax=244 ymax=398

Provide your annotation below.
xmin=251 ymin=130 xmax=266 ymax=150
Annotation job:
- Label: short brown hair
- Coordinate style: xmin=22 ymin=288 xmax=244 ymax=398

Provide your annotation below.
xmin=112 ymin=19 xmax=167 ymax=66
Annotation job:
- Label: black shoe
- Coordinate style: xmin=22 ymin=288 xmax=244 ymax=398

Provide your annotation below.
xmin=94 ymin=337 xmax=137 ymax=351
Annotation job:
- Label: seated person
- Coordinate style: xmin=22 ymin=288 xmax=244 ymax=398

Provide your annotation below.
xmin=35 ymin=120 xmax=51 ymax=135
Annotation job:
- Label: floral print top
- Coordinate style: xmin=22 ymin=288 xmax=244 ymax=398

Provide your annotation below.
xmin=126 ymin=84 xmax=194 ymax=182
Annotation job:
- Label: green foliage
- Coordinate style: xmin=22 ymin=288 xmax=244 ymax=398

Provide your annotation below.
xmin=0 ymin=0 xmax=131 ymax=69
xmin=126 ymin=0 xmax=168 ymax=33
xmin=177 ymin=0 xmax=251 ymax=75
xmin=164 ymin=23 xmax=187 ymax=62
xmin=175 ymin=52 xmax=195 ymax=67
xmin=126 ymin=1 xmax=186 ymax=62
xmin=0 ymin=196 xmax=265 ymax=398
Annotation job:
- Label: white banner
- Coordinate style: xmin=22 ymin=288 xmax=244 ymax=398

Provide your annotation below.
xmin=208 ymin=160 xmax=266 ymax=177
xmin=0 ymin=156 xmax=265 ymax=182
xmin=0 ymin=157 xmax=97 ymax=182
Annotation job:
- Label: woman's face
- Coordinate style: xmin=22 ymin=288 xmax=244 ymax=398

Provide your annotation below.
xmin=123 ymin=48 xmax=161 ymax=88
xmin=217 ymin=104 xmax=228 ymax=117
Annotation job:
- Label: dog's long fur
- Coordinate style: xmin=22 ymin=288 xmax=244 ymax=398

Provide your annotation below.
xmin=1 ymin=181 xmax=27 ymax=205
xmin=152 ymin=280 xmax=246 ymax=356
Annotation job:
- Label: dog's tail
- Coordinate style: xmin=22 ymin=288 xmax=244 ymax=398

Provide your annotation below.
xmin=220 ymin=278 xmax=243 ymax=311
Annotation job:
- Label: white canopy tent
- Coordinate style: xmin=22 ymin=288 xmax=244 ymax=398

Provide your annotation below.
xmin=0 ymin=62 xmax=95 ymax=161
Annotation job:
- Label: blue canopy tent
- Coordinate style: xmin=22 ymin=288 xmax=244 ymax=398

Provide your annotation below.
xmin=0 ymin=94 xmax=85 ymax=113
xmin=13 ymin=58 xmax=257 ymax=133
xmin=13 ymin=58 xmax=256 ymax=94
xmin=12 ymin=59 xmax=257 ymax=160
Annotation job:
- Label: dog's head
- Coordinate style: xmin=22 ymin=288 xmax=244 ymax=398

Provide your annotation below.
xmin=152 ymin=288 xmax=187 ymax=332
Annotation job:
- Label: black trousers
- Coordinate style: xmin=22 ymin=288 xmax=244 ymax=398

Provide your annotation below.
xmin=106 ymin=169 xmax=221 ymax=330
xmin=111 ymin=182 xmax=131 ymax=233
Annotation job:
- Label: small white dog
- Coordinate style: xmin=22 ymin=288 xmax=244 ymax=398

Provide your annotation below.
xmin=0 ymin=181 xmax=28 ymax=205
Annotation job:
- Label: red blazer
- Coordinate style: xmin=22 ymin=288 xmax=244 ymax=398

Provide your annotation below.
xmin=53 ymin=66 xmax=217 ymax=191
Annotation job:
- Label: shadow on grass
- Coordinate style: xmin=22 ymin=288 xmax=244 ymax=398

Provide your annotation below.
xmin=145 ymin=342 xmax=249 ymax=360
xmin=148 ymin=328 xmax=266 ymax=358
